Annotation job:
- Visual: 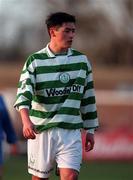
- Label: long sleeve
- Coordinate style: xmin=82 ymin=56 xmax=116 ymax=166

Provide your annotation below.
xmin=14 ymin=56 xmax=36 ymax=110
xmin=80 ymin=60 xmax=99 ymax=130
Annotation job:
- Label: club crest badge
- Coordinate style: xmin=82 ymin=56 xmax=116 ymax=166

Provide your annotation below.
xmin=59 ymin=72 xmax=70 ymax=84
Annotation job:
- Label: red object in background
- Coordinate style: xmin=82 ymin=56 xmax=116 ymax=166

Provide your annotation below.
xmin=82 ymin=129 xmax=133 ymax=161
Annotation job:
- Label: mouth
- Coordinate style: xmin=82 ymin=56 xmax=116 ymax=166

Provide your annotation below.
xmin=67 ymin=40 xmax=73 ymax=44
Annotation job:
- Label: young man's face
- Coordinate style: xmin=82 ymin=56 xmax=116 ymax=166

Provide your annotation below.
xmin=51 ymin=22 xmax=76 ymax=50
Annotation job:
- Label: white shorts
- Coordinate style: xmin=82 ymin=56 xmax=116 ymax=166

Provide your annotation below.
xmin=28 ymin=128 xmax=82 ymax=178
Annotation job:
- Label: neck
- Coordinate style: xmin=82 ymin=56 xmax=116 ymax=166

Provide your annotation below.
xmin=49 ymin=42 xmax=68 ymax=54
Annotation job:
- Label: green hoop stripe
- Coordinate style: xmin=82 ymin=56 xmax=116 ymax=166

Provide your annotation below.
xmin=35 ymin=78 xmax=85 ymax=90
xmin=35 ymin=62 xmax=88 ymax=74
xmin=16 ymin=91 xmax=32 ymax=100
xmin=35 ymin=122 xmax=83 ymax=132
xmin=30 ymin=107 xmax=79 ymax=118
xmin=82 ymin=111 xmax=97 ymax=120
xmin=81 ymin=96 xmax=96 ymax=106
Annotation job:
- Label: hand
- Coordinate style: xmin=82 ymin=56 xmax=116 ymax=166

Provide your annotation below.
xmin=85 ymin=132 xmax=95 ymax=152
xmin=20 ymin=108 xmax=36 ymax=139
xmin=23 ymin=121 xmax=36 ymax=139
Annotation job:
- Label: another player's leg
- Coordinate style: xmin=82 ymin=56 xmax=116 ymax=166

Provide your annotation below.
xmin=0 ymin=165 xmax=3 ymax=180
xmin=0 ymin=141 xmax=3 ymax=180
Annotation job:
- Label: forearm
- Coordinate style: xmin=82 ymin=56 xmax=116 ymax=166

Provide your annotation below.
xmin=19 ymin=108 xmax=31 ymax=126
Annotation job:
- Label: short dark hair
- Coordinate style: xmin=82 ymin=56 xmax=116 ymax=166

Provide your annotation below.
xmin=45 ymin=12 xmax=76 ymax=30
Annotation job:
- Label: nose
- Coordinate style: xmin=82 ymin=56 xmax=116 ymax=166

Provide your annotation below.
xmin=69 ymin=31 xmax=75 ymax=39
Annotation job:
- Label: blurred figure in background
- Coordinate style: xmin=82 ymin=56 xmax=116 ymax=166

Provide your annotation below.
xmin=0 ymin=95 xmax=18 ymax=180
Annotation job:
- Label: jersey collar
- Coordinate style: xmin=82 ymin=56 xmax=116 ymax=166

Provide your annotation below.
xmin=46 ymin=44 xmax=73 ymax=58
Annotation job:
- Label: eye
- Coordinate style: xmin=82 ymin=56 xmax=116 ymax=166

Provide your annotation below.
xmin=64 ymin=29 xmax=70 ymax=33
xmin=72 ymin=29 xmax=75 ymax=33
xmin=64 ymin=29 xmax=75 ymax=33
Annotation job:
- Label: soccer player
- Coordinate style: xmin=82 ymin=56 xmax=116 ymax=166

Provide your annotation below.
xmin=14 ymin=12 xmax=99 ymax=180
xmin=0 ymin=95 xmax=18 ymax=180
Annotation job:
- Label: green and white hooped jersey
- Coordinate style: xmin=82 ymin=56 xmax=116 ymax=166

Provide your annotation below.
xmin=14 ymin=44 xmax=99 ymax=132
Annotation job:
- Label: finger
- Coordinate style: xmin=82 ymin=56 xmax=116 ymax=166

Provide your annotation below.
xmin=85 ymin=144 xmax=91 ymax=152
xmin=29 ymin=129 xmax=36 ymax=138
xmin=23 ymin=129 xmax=36 ymax=139
xmin=85 ymin=142 xmax=94 ymax=152
xmin=24 ymin=133 xmax=36 ymax=139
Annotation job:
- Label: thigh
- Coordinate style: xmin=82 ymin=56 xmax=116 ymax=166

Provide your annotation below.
xmin=28 ymin=131 xmax=56 ymax=178
xmin=56 ymin=129 xmax=82 ymax=173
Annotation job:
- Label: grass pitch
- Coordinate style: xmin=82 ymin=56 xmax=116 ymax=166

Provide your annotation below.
xmin=4 ymin=155 xmax=133 ymax=180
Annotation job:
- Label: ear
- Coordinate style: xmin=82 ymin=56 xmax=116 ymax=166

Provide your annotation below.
xmin=49 ymin=27 xmax=56 ymax=37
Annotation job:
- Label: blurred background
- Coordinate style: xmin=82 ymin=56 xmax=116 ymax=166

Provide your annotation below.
xmin=0 ymin=0 xmax=133 ymax=179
